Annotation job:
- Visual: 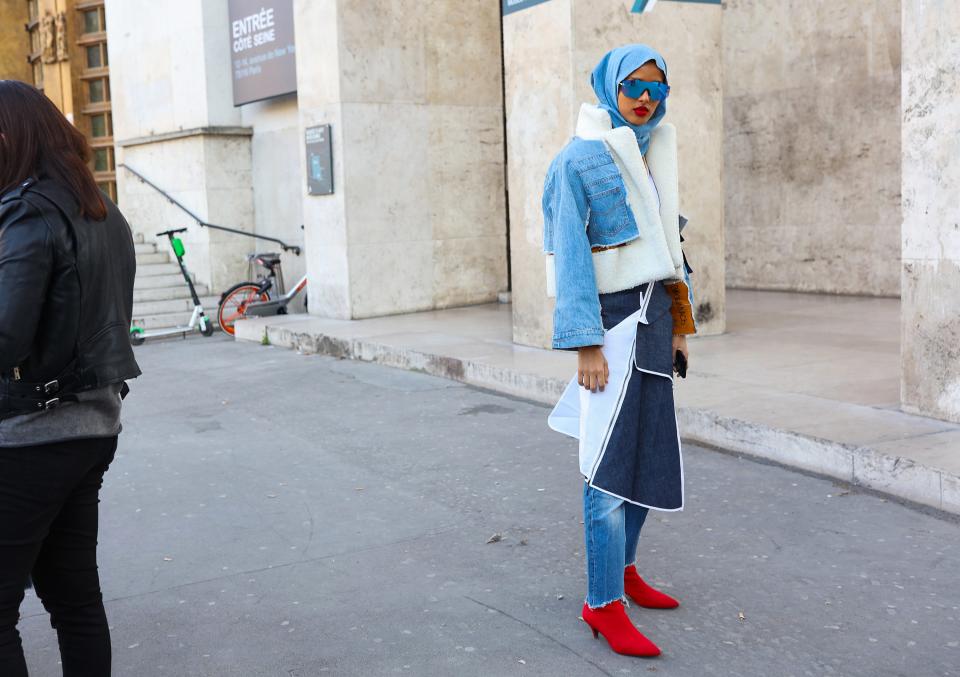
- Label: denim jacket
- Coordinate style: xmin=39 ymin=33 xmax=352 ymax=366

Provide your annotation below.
xmin=542 ymin=104 xmax=695 ymax=350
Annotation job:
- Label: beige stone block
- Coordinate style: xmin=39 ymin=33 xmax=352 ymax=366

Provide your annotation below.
xmin=432 ymin=237 xmax=508 ymax=308
xmin=340 ymin=102 xmax=432 ymax=246
xmin=336 ymin=1 xmax=427 ymax=104
xmin=299 ymin=103 xmax=352 ymax=319
xmin=942 ymin=473 xmax=960 ymax=516
xmin=723 ymin=0 xmax=902 ymax=297
xmin=293 ymin=0 xmax=343 ymax=107
xmin=868 ymin=430 xmax=960 ymax=477
xmin=503 ymin=0 xmax=574 ymax=348
xmin=901 ymin=259 xmax=960 ymax=423
xmin=423 ymin=0 xmax=503 ymax=106
xmin=348 ymin=241 xmax=434 ymax=318
xmin=427 ymin=105 xmax=507 ymax=241
xmin=852 ymin=449 xmax=943 ymax=511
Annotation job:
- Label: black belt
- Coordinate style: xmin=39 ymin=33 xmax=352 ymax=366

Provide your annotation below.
xmin=0 ymin=363 xmax=83 ymax=417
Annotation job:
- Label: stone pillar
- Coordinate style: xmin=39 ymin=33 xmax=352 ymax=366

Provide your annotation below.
xmin=504 ymin=0 xmax=725 ymax=348
xmin=293 ymin=0 xmax=508 ymax=320
xmin=105 ymin=0 xmax=254 ymax=293
xmin=901 ymin=1 xmax=960 ymax=423
xmin=723 ymin=0 xmax=901 ymax=297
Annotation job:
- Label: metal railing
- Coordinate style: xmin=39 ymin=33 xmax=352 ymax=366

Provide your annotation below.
xmin=119 ymin=163 xmax=301 ymax=255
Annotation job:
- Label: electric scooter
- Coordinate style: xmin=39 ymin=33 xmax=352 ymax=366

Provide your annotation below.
xmin=129 ymin=228 xmax=216 ymax=346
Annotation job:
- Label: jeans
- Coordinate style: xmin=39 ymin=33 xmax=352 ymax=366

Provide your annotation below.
xmin=0 ymin=436 xmax=117 ymax=677
xmin=583 ymin=482 xmax=649 ymax=609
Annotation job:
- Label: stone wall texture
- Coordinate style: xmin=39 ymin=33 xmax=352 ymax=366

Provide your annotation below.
xmin=900 ymin=0 xmax=960 ymax=422
xmin=505 ymin=0 xmax=725 ymax=348
xmin=723 ymin=0 xmax=902 ymax=296
xmin=107 ymin=0 xmax=253 ymax=292
xmin=242 ymin=96 xmax=306 ymax=311
xmin=294 ymin=0 xmax=508 ymax=320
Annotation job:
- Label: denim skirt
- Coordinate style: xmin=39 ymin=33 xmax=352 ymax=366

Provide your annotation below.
xmin=590 ymin=281 xmax=683 ymax=511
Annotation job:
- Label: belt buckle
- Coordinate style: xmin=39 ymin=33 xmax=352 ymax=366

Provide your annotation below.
xmin=43 ymin=398 xmax=60 ymax=410
xmin=44 ymin=380 xmax=59 ymax=395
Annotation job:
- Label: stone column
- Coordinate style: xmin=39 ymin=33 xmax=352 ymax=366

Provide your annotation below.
xmin=105 ymin=0 xmax=254 ymax=293
xmin=723 ymin=0 xmax=901 ymax=297
xmin=901 ymin=1 xmax=960 ymax=422
xmin=293 ymin=0 xmax=508 ymax=320
xmin=504 ymin=0 xmax=725 ymax=348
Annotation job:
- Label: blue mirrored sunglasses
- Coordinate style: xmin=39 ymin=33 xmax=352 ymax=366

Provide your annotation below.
xmin=619 ymin=79 xmax=670 ymax=101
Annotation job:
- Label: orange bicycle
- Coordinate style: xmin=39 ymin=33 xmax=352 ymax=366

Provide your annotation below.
xmin=217 ymin=252 xmax=308 ymax=335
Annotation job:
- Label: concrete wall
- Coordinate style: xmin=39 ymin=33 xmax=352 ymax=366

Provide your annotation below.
xmin=505 ymin=0 xmax=726 ymax=348
xmin=108 ymin=0 xmax=241 ymax=137
xmin=294 ymin=0 xmax=508 ymax=320
xmin=107 ymin=0 xmax=254 ymax=293
xmin=723 ymin=0 xmax=902 ymax=297
xmin=241 ymin=95 xmax=305 ymax=310
xmin=900 ymin=1 xmax=960 ymax=423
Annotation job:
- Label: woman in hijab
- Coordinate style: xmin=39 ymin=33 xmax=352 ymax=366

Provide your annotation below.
xmin=541 ymin=44 xmax=697 ymax=657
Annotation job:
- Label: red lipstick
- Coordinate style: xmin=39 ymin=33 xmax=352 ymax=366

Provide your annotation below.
xmin=634 ymin=106 xmax=650 ymax=117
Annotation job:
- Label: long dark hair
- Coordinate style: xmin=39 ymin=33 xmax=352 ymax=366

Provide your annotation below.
xmin=0 ymin=80 xmax=107 ymax=220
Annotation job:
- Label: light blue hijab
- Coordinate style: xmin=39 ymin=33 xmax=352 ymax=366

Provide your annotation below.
xmin=590 ymin=44 xmax=668 ymax=156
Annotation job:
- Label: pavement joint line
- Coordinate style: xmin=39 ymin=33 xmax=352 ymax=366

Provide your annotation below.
xmin=20 ymin=525 xmax=464 ymax=621
xmin=463 ymin=595 xmax=616 ymax=677
xmin=237 ymin=320 xmax=960 ymax=518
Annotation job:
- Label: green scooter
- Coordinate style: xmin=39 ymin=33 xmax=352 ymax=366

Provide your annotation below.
xmin=129 ymin=228 xmax=215 ymax=346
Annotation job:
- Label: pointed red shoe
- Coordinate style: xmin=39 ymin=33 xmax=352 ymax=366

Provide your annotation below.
xmin=623 ymin=565 xmax=680 ymax=609
xmin=581 ymin=601 xmax=661 ymax=657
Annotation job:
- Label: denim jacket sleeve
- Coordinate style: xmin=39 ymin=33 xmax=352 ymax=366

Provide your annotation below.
xmin=543 ymin=155 xmax=605 ymax=350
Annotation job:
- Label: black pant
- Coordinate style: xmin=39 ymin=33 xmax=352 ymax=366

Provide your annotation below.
xmin=0 ymin=436 xmax=117 ymax=677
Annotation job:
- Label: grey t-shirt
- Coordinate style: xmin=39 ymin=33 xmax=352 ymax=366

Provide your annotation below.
xmin=0 ymin=383 xmax=123 ymax=447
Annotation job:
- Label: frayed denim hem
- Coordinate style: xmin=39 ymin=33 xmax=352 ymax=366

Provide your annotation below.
xmin=585 ymin=595 xmax=629 ymax=611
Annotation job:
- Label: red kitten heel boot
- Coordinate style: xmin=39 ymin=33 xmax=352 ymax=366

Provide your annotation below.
xmin=581 ymin=601 xmax=661 ymax=657
xmin=623 ymin=565 xmax=680 ymax=609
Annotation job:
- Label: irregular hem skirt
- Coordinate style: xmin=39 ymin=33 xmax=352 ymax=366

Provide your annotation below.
xmin=589 ymin=281 xmax=684 ymax=511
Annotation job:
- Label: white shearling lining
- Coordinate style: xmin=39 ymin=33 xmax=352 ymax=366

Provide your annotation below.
xmin=546 ymin=104 xmax=684 ymax=298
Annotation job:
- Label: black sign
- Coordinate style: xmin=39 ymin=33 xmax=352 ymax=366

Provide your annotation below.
xmin=229 ymin=0 xmax=297 ymax=106
xmin=502 ymin=0 xmax=552 ymax=15
xmin=306 ymin=125 xmax=333 ymax=196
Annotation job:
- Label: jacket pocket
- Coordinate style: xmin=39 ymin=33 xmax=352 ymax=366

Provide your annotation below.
xmin=586 ymin=183 xmax=631 ymax=239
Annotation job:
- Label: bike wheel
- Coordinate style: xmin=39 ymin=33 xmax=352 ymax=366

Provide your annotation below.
xmin=218 ymin=282 xmax=269 ymax=336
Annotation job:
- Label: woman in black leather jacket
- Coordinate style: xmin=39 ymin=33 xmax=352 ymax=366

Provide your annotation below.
xmin=0 ymin=80 xmax=140 ymax=677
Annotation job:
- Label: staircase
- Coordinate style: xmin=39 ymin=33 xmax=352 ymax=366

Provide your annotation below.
xmin=132 ymin=240 xmax=220 ymax=332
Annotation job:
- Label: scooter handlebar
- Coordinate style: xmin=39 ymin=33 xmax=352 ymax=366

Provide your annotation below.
xmin=156 ymin=228 xmax=188 ymax=237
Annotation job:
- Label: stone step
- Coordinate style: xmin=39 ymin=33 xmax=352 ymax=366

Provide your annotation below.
xmin=130 ymin=310 xmax=220 ymax=332
xmin=134 ymin=272 xmax=197 ymax=290
xmin=132 ymin=284 xmax=211 ymax=303
xmin=137 ymin=262 xmax=181 ymax=277
xmin=134 ymin=242 xmax=156 ymax=255
xmin=133 ymin=296 xmax=220 ymax=317
xmin=136 ymin=252 xmax=170 ymax=266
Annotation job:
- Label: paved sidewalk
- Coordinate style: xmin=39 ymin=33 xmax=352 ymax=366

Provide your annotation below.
xmin=20 ymin=338 xmax=960 ymax=676
xmin=235 ymin=290 xmax=960 ymax=516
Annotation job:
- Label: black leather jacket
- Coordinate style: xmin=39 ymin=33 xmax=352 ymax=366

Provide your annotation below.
xmin=0 ymin=176 xmax=141 ymax=416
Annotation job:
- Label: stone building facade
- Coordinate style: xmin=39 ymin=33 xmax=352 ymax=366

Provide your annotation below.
xmin=2 ymin=0 xmax=957 ymax=424
xmin=0 ymin=0 xmax=117 ymax=200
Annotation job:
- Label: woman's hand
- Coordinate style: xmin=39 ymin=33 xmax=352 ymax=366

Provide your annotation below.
xmin=672 ymin=335 xmax=689 ymax=372
xmin=578 ymin=345 xmax=609 ymax=392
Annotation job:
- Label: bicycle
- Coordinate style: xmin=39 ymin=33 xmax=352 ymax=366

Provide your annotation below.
xmin=217 ymin=252 xmax=308 ymax=335
xmin=130 ymin=228 xmax=216 ymax=345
